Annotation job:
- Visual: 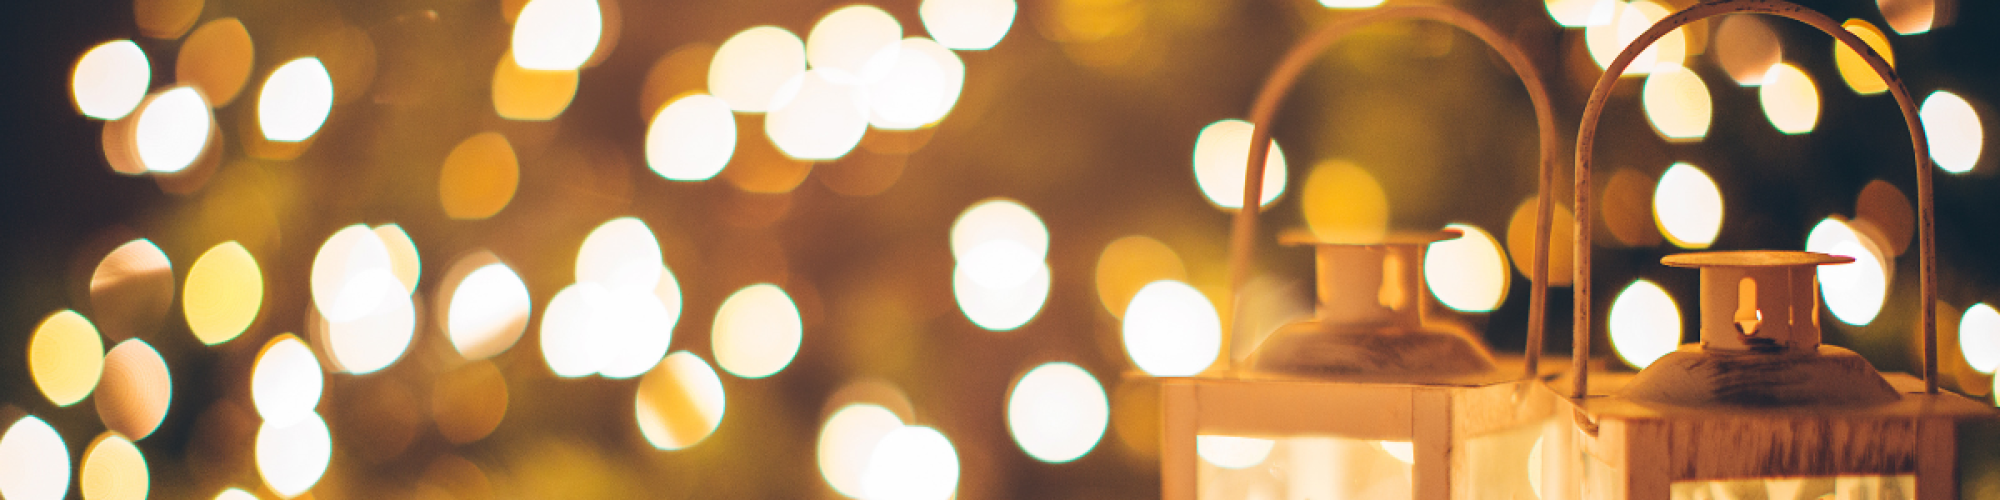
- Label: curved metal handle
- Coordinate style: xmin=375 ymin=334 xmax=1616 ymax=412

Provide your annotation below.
xmin=1568 ymin=0 xmax=1937 ymax=398
xmin=1228 ymin=5 xmax=1561 ymax=379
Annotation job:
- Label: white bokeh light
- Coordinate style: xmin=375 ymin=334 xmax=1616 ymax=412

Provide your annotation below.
xmin=323 ymin=271 xmax=416 ymax=374
xmin=950 ymin=199 xmax=1048 ymax=261
xmin=819 ymin=404 xmax=906 ymax=498
xmin=920 ymin=0 xmax=1016 ymax=50
xmin=251 ymin=335 xmax=324 ymax=427
xmin=866 ymin=38 xmax=965 ymax=130
xmin=72 ymin=40 xmax=150 ymax=120
xmin=1921 ymin=90 xmax=1984 ymax=174
xmin=645 ymin=94 xmax=736 ymax=181
xmin=575 ymin=217 xmax=665 ymax=293
xmin=712 ymin=283 xmax=804 ymax=379
xmin=1006 ymin=362 xmax=1109 ymax=463
xmin=0 ymin=416 xmax=69 ymax=500
xmin=134 ymin=86 xmax=212 ymax=173
xmin=766 ymin=70 xmax=870 ymax=160
xmin=1193 ymin=119 xmax=1287 ymax=209
xmin=1121 ymin=280 xmax=1222 ymax=376
xmin=806 ymin=5 xmax=902 ymax=84
xmin=1423 ymin=224 xmax=1510 ymax=313
xmin=1608 ymin=279 xmax=1681 ymax=369
xmin=1760 ymin=63 xmax=1821 ymax=135
xmin=310 ymin=224 xmax=395 ymax=323
xmin=510 ymin=0 xmax=602 ymax=70
xmin=862 ymin=426 xmax=960 ymax=500
xmin=709 ymin=26 xmax=807 ymax=112
xmin=540 ymin=282 xmax=615 ymax=378
xmin=1652 ymin=163 xmax=1723 ymax=249
xmin=1196 ymin=435 xmax=1274 ymax=469
xmin=1960 ymin=303 xmax=2000 ymax=374
xmin=952 ymin=244 xmax=1050 ymax=331
xmin=258 ymin=58 xmax=334 ymax=142
xmin=446 ymin=263 xmax=532 ymax=361
xmin=1585 ymin=0 xmax=1685 ymax=76
xmin=255 ymin=412 xmax=332 ymax=499
xmin=1807 ymin=218 xmax=1888 ymax=327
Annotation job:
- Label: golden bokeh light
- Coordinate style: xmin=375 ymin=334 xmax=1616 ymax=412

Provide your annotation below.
xmin=311 ymin=224 xmax=395 ymax=322
xmin=1585 ymin=0 xmax=1686 ymax=76
xmin=806 ymin=5 xmax=902 ymax=84
xmin=1095 ymin=235 xmax=1187 ymax=318
xmin=374 ymin=224 xmax=422 ymax=293
xmin=80 ymin=433 xmax=147 ymax=500
xmin=1192 ymin=119 xmax=1287 ymax=210
xmin=89 ymin=238 xmax=174 ymax=341
xmin=510 ymin=0 xmax=602 ymax=71
xmin=862 ymin=425 xmax=960 ymax=500
xmin=818 ymin=403 xmax=905 ymax=497
xmin=1853 ymin=180 xmax=1914 ymax=257
xmin=766 ymin=70 xmax=870 ymax=160
xmin=1759 ymin=63 xmax=1821 ymax=135
xmin=492 ymin=50 xmax=579 ymax=121
xmin=1544 ymin=0 xmax=1615 ymax=28
xmin=1195 ymin=435 xmax=1274 ymax=469
xmin=575 ymin=217 xmax=666 ymax=292
xmin=446 ymin=262 xmax=532 ymax=361
xmin=1713 ymin=14 xmax=1781 ymax=86
xmin=1641 ymin=65 xmax=1713 ymax=141
xmin=866 ymin=38 xmax=966 ymax=130
xmin=710 ymin=26 xmax=807 ymax=112
xmin=134 ymin=86 xmax=213 ymax=173
xmin=255 ymin=412 xmax=332 ymax=499
xmin=645 ymin=94 xmax=737 ymax=181
xmin=952 ymin=253 xmax=1051 ymax=331
xmin=540 ymin=283 xmax=614 ymax=378
xmin=433 ymin=360 xmax=510 ymax=444
xmin=639 ymin=44 xmax=714 ymax=120
xmin=1808 ymin=217 xmax=1889 ymax=326
xmin=323 ymin=271 xmax=416 ymax=374
xmin=439 ymin=132 xmax=521 ymax=219
xmin=1423 ymin=223 xmax=1510 ymax=313
xmin=1608 ymin=279 xmax=1681 ymax=369
xmin=96 ymin=339 xmax=173 ymax=440
xmin=1122 ymin=280 xmax=1221 ymax=377
xmin=134 ymin=0 xmax=201 ymax=39
xmin=214 ymin=488 xmax=257 ymax=500
xmin=1877 ymin=0 xmax=1937 ymax=35
xmin=29 ymin=309 xmax=104 ymax=407
xmin=950 ymin=199 xmax=1049 ymax=261
xmin=184 ymin=241 xmax=263 ymax=345
xmin=595 ymin=284 xmax=679 ymax=380
xmin=1601 ymin=168 xmax=1661 ymax=247
xmin=1006 ymin=362 xmax=1109 ymax=463
xmin=71 ymin=40 xmax=150 ymax=120
xmin=1960 ymin=303 xmax=2000 ymax=374
xmin=635 ymin=351 xmax=728 ymax=450
xmin=0 ymin=416 xmax=71 ymax=500
xmin=713 ymin=283 xmax=803 ymax=379
xmin=1652 ymin=162 xmax=1723 ymax=249
xmin=1833 ymin=19 xmax=1895 ymax=95
xmin=1302 ymin=160 xmax=1389 ymax=244
xmin=1920 ymin=90 xmax=1983 ymax=174
xmin=251 ymin=334 xmax=324 ymax=427
xmin=258 ymin=58 xmax=335 ymax=142
xmin=920 ymin=0 xmax=1016 ymax=50
xmin=1504 ymin=197 xmax=1574 ymax=286
xmin=177 ymin=18 xmax=255 ymax=107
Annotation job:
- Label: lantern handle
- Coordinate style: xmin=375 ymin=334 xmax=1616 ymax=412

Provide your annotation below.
xmin=1569 ymin=0 xmax=1937 ymax=399
xmin=1229 ymin=5 xmax=1560 ymax=381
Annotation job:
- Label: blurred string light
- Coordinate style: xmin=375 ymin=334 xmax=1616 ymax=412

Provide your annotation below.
xmin=950 ymin=199 xmax=1051 ymax=331
xmin=446 ymin=261 xmax=532 ymax=361
xmin=1652 ymin=162 xmax=1723 ymax=249
xmin=819 ymin=404 xmax=906 ymax=498
xmin=1192 ymin=119 xmax=1287 ymax=210
xmin=1543 ymin=0 xmax=1616 ymax=28
xmin=806 ymin=5 xmax=902 ymax=84
xmin=560 ymin=217 xmax=682 ymax=379
xmin=1005 ymin=362 xmax=1109 ymax=463
xmin=1641 ymin=65 xmax=1712 ymax=141
xmin=97 ymin=339 xmax=172 ymax=440
xmin=1302 ymin=160 xmax=1389 ymax=244
xmin=250 ymin=334 xmax=324 ymax=427
xmin=645 ymin=94 xmax=736 ymax=181
xmin=709 ymin=26 xmax=807 ymax=112
xmin=1423 ymin=223 xmax=1509 ymax=313
xmin=29 ymin=309 xmax=104 ymax=407
xmin=866 ymin=38 xmax=965 ymax=130
xmin=861 ymin=426 xmax=960 ymax=500
xmin=1832 ymin=19 xmax=1895 ymax=95
xmin=1960 ymin=303 xmax=2000 ymax=374
xmin=184 ymin=241 xmax=263 ymax=345
xmin=919 ymin=0 xmax=1016 ymax=50
xmin=634 ymin=351 xmax=727 ymax=450
xmin=1585 ymin=0 xmax=1685 ymax=76
xmin=713 ymin=283 xmax=804 ymax=379
xmin=0 ymin=416 xmax=69 ymax=500
xmin=1712 ymin=15 xmax=1781 ymax=86
xmin=766 ymin=69 xmax=870 ymax=160
xmin=492 ymin=49 xmax=579 ymax=120
xmin=541 ymin=283 xmax=619 ymax=378
xmin=256 ymin=412 xmax=332 ymax=498
xmin=134 ymin=86 xmax=212 ymax=173
xmin=71 ymin=40 xmax=149 ymax=120
xmin=1920 ymin=90 xmax=1983 ymax=174
xmin=1094 ymin=235 xmax=1187 ymax=319
xmin=1608 ymin=279 xmax=1681 ymax=369
xmin=1808 ymin=218 xmax=1890 ymax=326
xmin=80 ymin=432 xmax=147 ymax=500
xmin=510 ymin=0 xmax=603 ymax=71
xmin=1760 ymin=63 xmax=1820 ymax=134
xmin=1195 ymin=435 xmax=1273 ymax=469
xmin=1121 ymin=280 xmax=1221 ymax=376
xmin=438 ymin=132 xmax=521 ymax=220
xmin=310 ymin=224 xmax=416 ymax=374
xmin=258 ymin=58 xmax=334 ymax=142
xmin=177 ymin=18 xmax=254 ymax=107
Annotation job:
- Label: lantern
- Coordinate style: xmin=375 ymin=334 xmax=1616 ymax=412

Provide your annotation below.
xmin=1158 ymin=6 xmax=1565 ymax=499
xmin=1540 ymin=2 xmax=1992 ymax=499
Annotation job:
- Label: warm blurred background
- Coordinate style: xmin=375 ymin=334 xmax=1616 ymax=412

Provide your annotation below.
xmin=1 ymin=0 xmax=1998 ymax=498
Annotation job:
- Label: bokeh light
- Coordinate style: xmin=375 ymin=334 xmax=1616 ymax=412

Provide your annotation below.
xmin=447 ymin=262 xmax=532 ymax=361
xmin=438 ymin=132 xmax=521 ymax=220
xmin=134 ymin=86 xmax=212 ymax=173
xmin=80 ymin=433 xmax=147 ymax=500
xmin=540 ymin=283 xmax=614 ymax=378
xmin=1920 ymin=90 xmax=1983 ymax=174
xmin=1608 ymin=279 xmax=1682 ymax=369
xmin=255 ymin=412 xmax=332 ymax=498
xmin=96 ymin=339 xmax=173 ymax=440
xmin=1960 ymin=303 xmax=2000 ymax=374
xmin=374 ymin=224 xmax=422 ymax=293
xmin=862 ymin=426 xmax=960 ymax=500
xmin=1713 ymin=15 xmax=1781 ymax=86
xmin=1302 ymin=160 xmax=1389 ymax=244
xmin=1641 ymin=65 xmax=1712 ymax=141
xmin=595 ymin=285 xmax=679 ymax=380
xmin=29 ymin=309 xmax=104 ymax=407
xmin=432 ymin=360 xmax=510 ymax=444
xmin=1544 ymin=0 xmax=1615 ymax=28
xmin=89 ymin=238 xmax=174 ymax=341
xmin=713 ymin=283 xmax=803 ymax=379
xmin=1853 ymin=179 xmax=1915 ymax=257
xmin=322 ymin=271 xmax=416 ymax=374
xmin=0 ymin=416 xmax=70 ymax=500
xmin=1808 ymin=218 xmax=1889 ymax=326
xmin=1122 ymin=280 xmax=1221 ymax=377
xmin=1321 ymin=0 xmax=1386 ymax=7
xmin=806 ymin=5 xmax=902 ymax=84
xmin=766 ymin=70 xmax=870 ymax=160
xmin=258 ymin=58 xmax=334 ymax=142
xmin=950 ymin=199 xmax=1049 ymax=261
xmin=710 ymin=26 xmax=807 ymax=112
xmin=214 ymin=488 xmax=257 ymax=500
xmin=920 ymin=0 xmax=1016 ymax=50
xmin=1586 ymin=0 xmax=1685 ymax=76
xmin=1760 ymin=63 xmax=1820 ymax=135
xmin=311 ymin=224 xmax=394 ymax=322
xmin=1196 ymin=435 xmax=1274 ymax=469
xmin=1006 ymin=362 xmax=1109 ymax=463
xmin=576 ymin=217 xmax=665 ymax=292
xmin=510 ymin=0 xmax=603 ymax=71
xmin=71 ymin=40 xmax=150 ymax=120
xmin=1095 ymin=235 xmax=1187 ymax=318
xmin=1378 ymin=440 xmax=1416 ymax=464
xmin=1504 ymin=197 xmax=1574 ymax=285
xmin=1192 ymin=119 xmax=1286 ymax=210
xmin=645 ymin=94 xmax=736 ymax=181
xmin=1877 ymin=0 xmax=1937 ymax=35
xmin=1424 ymin=224 xmax=1510 ymax=313
xmin=866 ymin=38 xmax=965 ymax=130
xmin=1652 ymin=163 xmax=1723 ymax=249
xmin=819 ymin=404 xmax=906 ymax=498
xmin=251 ymin=334 xmax=324 ymax=427
xmin=1833 ymin=19 xmax=1895 ymax=95
xmin=1602 ymin=168 xmax=1661 ymax=247
xmin=635 ymin=351 xmax=727 ymax=450
xmin=491 ymin=50 xmax=579 ymax=120
xmin=184 ymin=241 xmax=263 ymax=345
xmin=177 ymin=18 xmax=255 ymax=107
xmin=952 ymin=252 xmax=1051 ymax=331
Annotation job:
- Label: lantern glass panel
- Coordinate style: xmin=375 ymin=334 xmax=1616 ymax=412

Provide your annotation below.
xmin=1667 ymin=475 xmax=1914 ymax=500
xmin=1195 ymin=435 xmax=1414 ymax=499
